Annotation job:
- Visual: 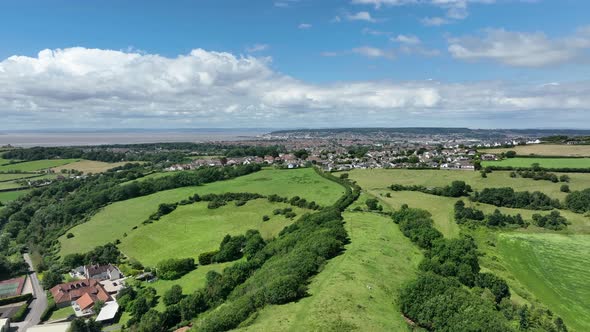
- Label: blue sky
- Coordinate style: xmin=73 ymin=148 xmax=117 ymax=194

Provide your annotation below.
xmin=0 ymin=0 xmax=589 ymax=129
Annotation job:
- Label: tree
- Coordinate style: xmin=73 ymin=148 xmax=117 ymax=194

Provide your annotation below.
xmin=68 ymin=318 xmax=101 ymax=332
xmin=505 ymin=150 xmax=517 ymax=158
xmin=560 ymin=184 xmax=570 ymax=193
xmin=365 ymin=198 xmax=382 ymax=211
xmin=137 ymin=309 xmax=165 ymax=332
xmin=559 ymin=174 xmax=570 ymax=183
xmin=132 ymin=296 xmax=150 ymax=319
xmin=163 ymin=285 xmax=183 ymax=306
xmin=42 ymin=270 xmax=63 ymax=290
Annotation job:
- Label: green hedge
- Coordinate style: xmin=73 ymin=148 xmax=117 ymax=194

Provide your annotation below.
xmin=11 ymin=301 xmax=30 ymax=322
xmin=0 ymin=292 xmax=33 ymax=306
xmin=40 ymin=294 xmax=56 ymax=322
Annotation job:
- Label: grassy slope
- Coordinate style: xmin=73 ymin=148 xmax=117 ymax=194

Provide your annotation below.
xmin=482 ymin=157 xmax=590 ymax=169
xmin=349 ymin=168 xmax=590 ymax=201
xmin=0 ymin=159 xmax=79 ymax=172
xmin=351 ymin=169 xmax=590 ymax=331
xmin=51 ymin=160 xmax=129 ymax=174
xmin=496 ymin=233 xmax=590 ymax=331
xmin=59 ymin=168 xmax=344 ymax=257
xmin=483 ymin=144 xmax=590 ymax=157
xmin=119 ymin=199 xmax=306 ymax=267
xmin=238 ymin=212 xmax=421 ymax=332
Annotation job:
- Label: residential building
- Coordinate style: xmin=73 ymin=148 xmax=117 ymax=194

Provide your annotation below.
xmin=50 ymin=279 xmax=111 ymax=308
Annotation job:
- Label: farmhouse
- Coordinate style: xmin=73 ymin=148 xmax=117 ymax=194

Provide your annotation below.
xmin=50 ymin=279 xmax=111 ymax=308
xmin=84 ymin=264 xmax=122 ymax=281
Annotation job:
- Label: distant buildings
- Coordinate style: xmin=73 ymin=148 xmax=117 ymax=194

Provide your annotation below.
xmin=50 ymin=279 xmax=111 ymax=309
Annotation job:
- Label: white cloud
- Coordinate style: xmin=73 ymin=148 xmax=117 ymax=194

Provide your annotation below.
xmin=298 ymin=23 xmax=312 ymax=29
xmin=346 ymin=11 xmax=377 ymax=22
xmin=352 ymin=46 xmax=395 ymax=59
xmin=394 ymin=34 xmax=421 ymax=44
xmin=448 ymin=27 xmax=590 ymax=67
xmin=362 ymin=28 xmax=392 ymax=36
xmin=1 ymin=47 xmax=590 ymax=128
xmin=245 ymin=44 xmax=269 ymax=53
xmin=421 ymin=17 xmax=450 ymax=26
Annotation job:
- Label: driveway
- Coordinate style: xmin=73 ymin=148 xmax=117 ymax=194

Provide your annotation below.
xmin=12 ymin=253 xmax=48 ymax=331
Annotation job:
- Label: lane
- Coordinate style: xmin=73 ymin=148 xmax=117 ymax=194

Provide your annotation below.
xmin=12 ymin=253 xmax=48 ymax=331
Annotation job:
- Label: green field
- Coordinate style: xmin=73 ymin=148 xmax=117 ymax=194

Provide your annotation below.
xmin=350 ymin=168 xmax=590 ymax=331
xmin=483 ymin=144 xmax=590 ymax=157
xmin=51 ymin=160 xmax=129 ymax=174
xmin=47 ymin=305 xmax=74 ymax=321
xmin=0 ymin=158 xmax=18 ymax=166
xmin=0 ymin=159 xmax=79 ymax=172
xmin=119 ymin=199 xmax=306 ymax=267
xmin=59 ymin=168 xmax=344 ymax=257
xmin=482 ymin=157 xmax=590 ymax=169
xmin=497 ymin=233 xmax=590 ymax=331
xmin=0 ymin=189 xmax=30 ymax=203
xmin=0 ymin=173 xmax=36 ymax=182
xmin=239 ymin=212 xmax=421 ymax=331
xmin=349 ymin=168 xmax=590 ymax=201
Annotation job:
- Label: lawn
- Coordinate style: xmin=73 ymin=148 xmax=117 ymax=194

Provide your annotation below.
xmin=47 ymin=305 xmax=74 ymax=321
xmin=349 ymin=168 xmax=590 ymax=201
xmin=0 ymin=158 xmax=18 ymax=166
xmin=497 ymin=233 xmax=590 ymax=331
xmin=0 ymin=173 xmax=43 ymax=182
xmin=51 ymin=160 xmax=129 ymax=174
xmin=238 ymin=212 xmax=421 ymax=332
xmin=0 ymin=159 xmax=79 ymax=172
xmin=118 ymin=199 xmax=306 ymax=267
xmin=0 ymin=182 xmax=26 ymax=190
xmin=59 ymin=168 xmax=344 ymax=257
xmin=482 ymin=157 xmax=590 ymax=169
xmin=482 ymin=144 xmax=590 ymax=157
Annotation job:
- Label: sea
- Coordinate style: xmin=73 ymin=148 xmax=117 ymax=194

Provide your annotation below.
xmin=0 ymin=128 xmax=271 ymax=147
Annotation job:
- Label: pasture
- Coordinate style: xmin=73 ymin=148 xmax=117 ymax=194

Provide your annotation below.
xmin=0 ymin=159 xmax=79 ymax=172
xmin=497 ymin=233 xmax=590 ymax=331
xmin=59 ymin=168 xmax=343 ymax=257
xmin=483 ymin=144 xmax=590 ymax=157
xmin=119 ymin=199 xmax=306 ymax=267
xmin=349 ymin=168 xmax=590 ymax=201
xmin=239 ymin=212 xmax=422 ymax=331
xmin=0 ymin=190 xmax=30 ymax=203
xmin=482 ymin=157 xmax=590 ymax=169
xmin=51 ymin=160 xmax=129 ymax=174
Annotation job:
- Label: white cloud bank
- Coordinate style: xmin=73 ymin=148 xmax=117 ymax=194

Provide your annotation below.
xmin=449 ymin=27 xmax=590 ymax=67
xmin=1 ymin=47 xmax=590 ymax=128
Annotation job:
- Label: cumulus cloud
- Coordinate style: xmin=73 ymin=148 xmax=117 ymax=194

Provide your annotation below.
xmin=1 ymin=47 xmax=590 ymax=128
xmin=448 ymin=27 xmax=590 ymax=67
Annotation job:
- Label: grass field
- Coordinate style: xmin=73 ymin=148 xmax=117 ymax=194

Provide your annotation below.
xmin=497 ymin=233 xmax=590 ymax=331
xmin=349 ymin=168 xmax=590 ymax=201
xmin=483 ymin=144 xmax=590 ymax=157
xmin=0 ymin=173 xmax=41 ymax=182
xmin=119 ymin=199 xmax=306 ymax=267
xmin=0 ymin=159 xmax=79 ymax=172
xmin=59 ymin=168 xmax=344 ymax=257
xmin=0 ymin=190 xmax=30 ymax=203
xmin=0 ymin=158 xmax=19 ymax=166
xmin=482 ymin=157 xmax=590 ymax=169
xmin=51 ymin=160 xmax=129 ymax=174
xmin=239 ymin=212 xmax=421 ymax=332
xmin=0 ymin=182 xmax=26 ymax=190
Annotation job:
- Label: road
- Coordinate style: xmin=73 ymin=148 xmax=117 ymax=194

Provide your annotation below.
xmin=12 ymin=253 xmax=48 ymax=331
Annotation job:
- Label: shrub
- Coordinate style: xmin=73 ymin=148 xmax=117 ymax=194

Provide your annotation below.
xmin=156 ymin=258 xmax=195 ymax=280
xmin=66 ymin=232 xmax=74 ymax=239
xmin=262 ymin=215 xmax=270 ymax=222
xmin=560 ymin=184 xmax=570 ymax=193
xmin=198 ymin=251 xmax=218 ymax=266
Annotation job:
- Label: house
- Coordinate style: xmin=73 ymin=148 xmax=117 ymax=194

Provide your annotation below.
xmin=84 ymin=264 xmax=122 ymax=281
xmin=100 ymin=278 xmax=126 ymax=295
xmin=74 ymin=293 xmax=97 ymax=317
xmin=50 ymin=279 xmax=112 ymax=308
xmin=481 ymin=154 xmax=497 ymax=161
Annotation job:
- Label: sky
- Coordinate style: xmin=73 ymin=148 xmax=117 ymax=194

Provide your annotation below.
xmin=0 ymin=0 xmax=589 ymax=129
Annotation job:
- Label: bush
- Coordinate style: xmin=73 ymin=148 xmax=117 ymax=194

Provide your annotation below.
xmin=11 ymin=301 xmax=30 ymax=322
xmin=565 ymin=188 xmax=590 ymax=213
xmin=156 ymin=258 xmax=195 ymax=280
xmin=66 ymin=232 xmax=74 ymax=239
xmin=560 ymin=184 xmax=570 ymax=193
xmin=198 ymin=251 xmax=218 ymax=266
xmin=163 ymin=285 xmax=183 ymax=306
xmin=262 ymin=215 xmax=270 ymax=222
